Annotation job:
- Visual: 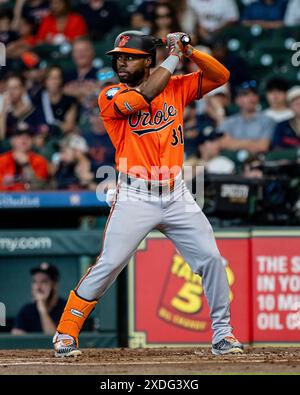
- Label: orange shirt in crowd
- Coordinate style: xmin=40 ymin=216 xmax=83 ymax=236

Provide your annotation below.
xmin=0 ymin=152 xmax=49 ymax=191
xmin=36 ymin=13 xmax=88 ymax=44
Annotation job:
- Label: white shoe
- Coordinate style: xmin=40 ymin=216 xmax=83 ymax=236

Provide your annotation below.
xmin=211 ymin=336 xmax=244 ymax=356
xmin=53 ymin=332 xmax=82 ymax=358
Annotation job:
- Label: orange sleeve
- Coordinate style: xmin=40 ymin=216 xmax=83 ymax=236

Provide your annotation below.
xmin=188 ymin=48 xmax=230 ymax=96
xmin=98 ymin=86 xmax=150 ymax=119
xmin=171 ymin=71 xmax=203 ymax=106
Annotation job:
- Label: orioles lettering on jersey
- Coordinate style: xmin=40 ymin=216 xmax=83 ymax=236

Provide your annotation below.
xmin=98 ymin=71 xmax=203 ymax=180
xmin=129 ymin=103 xmax=177 ymax=136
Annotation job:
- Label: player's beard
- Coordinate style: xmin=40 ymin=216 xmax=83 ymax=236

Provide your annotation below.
xmin=118 ymin=68 xmax=146 ymax=85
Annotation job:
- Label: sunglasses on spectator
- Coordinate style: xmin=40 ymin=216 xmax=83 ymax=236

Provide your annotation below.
xmin=155 ymin=13 xmax=172 ymax=19
xmin=237 ymin=80 xmax=258 ymax=95
xmin=240 ymin=80 xmax=257 ymax=90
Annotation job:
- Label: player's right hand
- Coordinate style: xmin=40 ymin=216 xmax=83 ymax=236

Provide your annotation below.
xmin=166 ymin=32 xmax=186 ymax=58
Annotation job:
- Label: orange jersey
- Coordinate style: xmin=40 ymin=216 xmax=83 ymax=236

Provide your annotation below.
xmin=98 ymin=71 xmax=203 ymax=180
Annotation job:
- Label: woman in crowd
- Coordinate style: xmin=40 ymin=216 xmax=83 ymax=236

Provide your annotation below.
xmin=53 ymin=135 xmax=95 ymax=190
xmin=36 ymin=0 xmax=87 ymax=44
xmin=0 ymin=75 xmax=33 ymax=140
xmin=32 ymin=65 xmax=78 ymax=135
xmin=150 ymin=2 xmax=181 ymax=39
xmin=131 ymin=0 xmax=197 ymax=39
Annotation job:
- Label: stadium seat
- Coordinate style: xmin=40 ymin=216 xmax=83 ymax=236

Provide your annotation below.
xmin=265 ymin=149 xmax=299 ymax=162
xmin=34 ymin=44 xmax=62 ymax=61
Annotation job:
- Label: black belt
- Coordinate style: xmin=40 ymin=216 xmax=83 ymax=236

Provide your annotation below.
xmin=120 ymin=174 xmax=175 ymax=195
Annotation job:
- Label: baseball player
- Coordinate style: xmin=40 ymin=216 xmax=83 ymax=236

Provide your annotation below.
xmin=53 ymin=31 xmax=243 ymax=357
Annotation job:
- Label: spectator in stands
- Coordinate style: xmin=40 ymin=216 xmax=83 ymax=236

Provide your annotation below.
xmin=83 ymin=108 xmax=115 ymax=173
xmin=182 ymin=104 xmax=201 ymax=161
xmin=0 ymin=66 xmax=47 ymax=147
xmin=132 ymin=0 xmax=197 ymax=37
xmin=151 ymin=2 xmax=181 ymax=39
xmin=131 ymin=0 xmax=157 ymax=31
xmin=0 ymin=122 xmax=49 ymax=191
xmin=32 ymin=65 xmax=78 ymax=135
xmin=199 ymin=128 xmax=235 ymax=174
xmin=188 ymin=0 xmax=239 ymax=43
xmin=64 ymin=37 xmax=99 ymax=107
xmin=13 ymin=0 xmax=50 ymax=30
xmin=6 ymin=16 xmax=36 ymax=59
xmin=175 ymin=0 xmax=198 ymax=38
xmin=78 ymin=67 xmax=118 ymax=135
xmin=53 ymin=135 xmax=96 ymax=190
xmin=36 ymin=0 xmax=87 ymax=45
xmin=205 ymin=85 xmax=231 ymax=125
xmin=0 ymin=74 xmax=32 ymax=140
xmin=272 ymin=86 xmax=300 ymax=149
xmin=264 ymin=78 xmax=294 ymax=122
xmin=195 ymin=84 xmax=231 ymax=138
xmin=210 ymin=39 xmax=252 ymax=94
xmin=76 ymin=0 xmax=122 ymax=41
xmin=0 ymin=9 xmax=19 ymax=46
xmin=284 ymin=0 xmax=300 ymax=26
xmin=12 ymin=263 xmax=66 ymax=335
xmin=242 ymin=0 xmax=287 ymax=29
xmin=218 ymin=81 xmax=276 ymax=154
xmin=183 ymin=86 xmax=231 ymax=164
xmin=21 ymin=54 xmax=45 ymax=98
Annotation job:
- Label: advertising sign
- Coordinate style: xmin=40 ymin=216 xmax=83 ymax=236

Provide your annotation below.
xmin=128 ymin=231 xmax=251 ymax=347
xmin=252 ymin=231 xmax=300 ymax=343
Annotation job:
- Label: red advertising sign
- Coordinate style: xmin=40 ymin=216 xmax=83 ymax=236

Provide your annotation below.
xmin=252 ymin=232 xmax=300 ymax=343
xmin=128 ymin=232 xmax=251 ymax=347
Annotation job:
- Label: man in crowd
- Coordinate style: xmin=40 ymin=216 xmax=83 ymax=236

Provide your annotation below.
xmin=242 ymin=0 xmax=287 ymax=29
xmin=0 ymin=123 xmax=49 ymax=191
xmin=188 ymin=0 xmax=239 ymax=42
xmin=272 ymin=86 xmax=300 ymax=149
xmin=12 ymin=263 xmax=66 ymax=334
xmin=76 ymin=0 xmax=122 ymax=40
xmin=218 ymin=81 xmax=275 ymax=154
xmin=64 ymin=37 xmax=99 ymax=105
xmin=264 ymin=77 xmax=294 ymax=122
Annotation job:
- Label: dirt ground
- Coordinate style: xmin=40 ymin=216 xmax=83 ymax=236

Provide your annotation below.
xmin=0 ymin=347 xmax=299 ymax=375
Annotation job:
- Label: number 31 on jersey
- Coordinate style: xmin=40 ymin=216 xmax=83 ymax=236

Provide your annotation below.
xmin=171 ymin=125 xmax=184 ymax=147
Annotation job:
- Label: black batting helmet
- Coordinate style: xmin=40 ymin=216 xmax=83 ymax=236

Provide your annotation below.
xmin=106 ymin=30 xmax=158 ymax=71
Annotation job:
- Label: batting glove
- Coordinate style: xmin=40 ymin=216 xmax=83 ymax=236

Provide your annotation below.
xmin=166 ymin=32 xmax=187 ymax=59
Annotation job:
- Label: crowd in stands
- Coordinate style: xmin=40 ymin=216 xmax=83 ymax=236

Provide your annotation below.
xmin=0 ymin=0 xmax=300 ymax=191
